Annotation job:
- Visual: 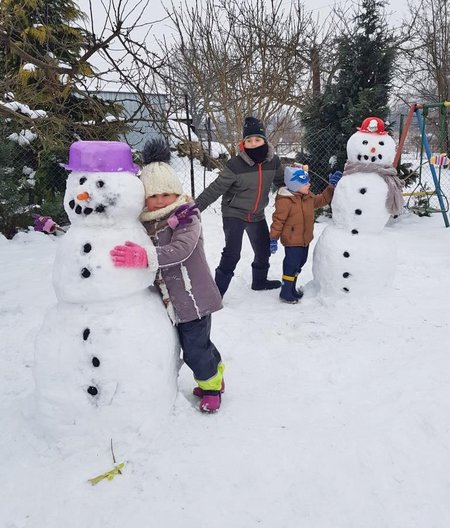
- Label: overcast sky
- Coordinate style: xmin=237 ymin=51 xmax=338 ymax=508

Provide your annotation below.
xmin=78 ymin=0 xmax=410 ymax=42
xmin=76 ymin=0 xmax=411 ymax=91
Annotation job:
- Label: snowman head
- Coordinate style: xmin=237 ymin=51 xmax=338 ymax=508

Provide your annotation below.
xmin=347 ymin=117 xmax=396 ymax=166
xmin=64 ymin=141 xmax=144 ymax=226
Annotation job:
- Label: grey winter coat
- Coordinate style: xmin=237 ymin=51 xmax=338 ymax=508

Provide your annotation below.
xmin=196 ymin=143 xmax=284 ymax=222
xmin=143 ymin=206 xmax=222 ymax=324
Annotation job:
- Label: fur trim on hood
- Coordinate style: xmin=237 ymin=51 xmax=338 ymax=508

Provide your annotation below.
xmin=140 ymin=194 xmax=190 ymax=222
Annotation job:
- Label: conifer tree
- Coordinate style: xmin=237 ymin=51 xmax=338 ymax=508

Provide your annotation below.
xmin=0 ymin=0 xmax=128 ymax=234
xmin=301 ymin=0 xmax=395 ymax=188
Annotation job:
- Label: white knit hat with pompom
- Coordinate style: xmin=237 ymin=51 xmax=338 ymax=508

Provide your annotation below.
xmin=140 ymin=138 xmax=183 ymax=197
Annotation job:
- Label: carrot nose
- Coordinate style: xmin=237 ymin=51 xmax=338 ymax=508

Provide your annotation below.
xmin=77 ymin=192 xmax=90 ymax=201
xmin=370 ymin=147 xmax=376 ymax=153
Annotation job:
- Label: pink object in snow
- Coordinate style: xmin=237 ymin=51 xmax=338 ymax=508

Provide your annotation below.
xmin=32 ymin=214 xmax=58 ymax=234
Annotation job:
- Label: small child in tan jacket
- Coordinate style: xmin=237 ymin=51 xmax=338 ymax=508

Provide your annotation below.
xmin=269 ymin=165 xmax=342 ymax=303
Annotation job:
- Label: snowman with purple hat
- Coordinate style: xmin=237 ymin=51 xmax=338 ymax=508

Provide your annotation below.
xmin=312 ymin=117 xmax=404 ymax=297
xmin=33 ymin=141 xmax=179 ymax=446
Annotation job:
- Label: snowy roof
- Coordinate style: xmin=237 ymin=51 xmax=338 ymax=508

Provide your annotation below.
xmin=167 ymin=119 xmax=199 ymax=144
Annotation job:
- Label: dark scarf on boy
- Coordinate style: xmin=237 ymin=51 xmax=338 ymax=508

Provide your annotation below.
xmin=244 ymin=142 xmax=269 ymax=164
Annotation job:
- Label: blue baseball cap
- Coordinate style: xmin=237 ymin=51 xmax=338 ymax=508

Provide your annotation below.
xmin=284 ymin=165 xmax=310 ymax=192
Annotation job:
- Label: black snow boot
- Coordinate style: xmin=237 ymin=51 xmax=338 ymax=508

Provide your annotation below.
xmin=251 ymin=266 xmax=281 ymax=291
xmin=279 ymin=276 xmax=298 ymax=304
xmin=215 ymin=268 xmax=234 ymax=297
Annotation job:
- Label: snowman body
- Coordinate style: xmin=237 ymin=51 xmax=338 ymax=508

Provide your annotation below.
xmin=313 ymin=119 xmax=398 ymax=297
xmin=33 ymin=149 xmax=179 ymax=443
xmin=312 ymin=225 xmax=394 ymax=296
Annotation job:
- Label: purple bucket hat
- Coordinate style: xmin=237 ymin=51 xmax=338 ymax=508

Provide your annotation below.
xmin=64 ymin=141 xmax=140 ymax=173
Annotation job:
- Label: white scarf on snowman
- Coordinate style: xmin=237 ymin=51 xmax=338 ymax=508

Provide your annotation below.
xmin=343 ymin=161 xmax=404 ymax=216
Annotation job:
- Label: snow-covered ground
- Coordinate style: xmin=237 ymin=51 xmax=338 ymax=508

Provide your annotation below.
xmin=1 ymin=208 xmax=450 ymax=528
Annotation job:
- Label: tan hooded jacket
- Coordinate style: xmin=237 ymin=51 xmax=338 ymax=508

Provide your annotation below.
xmin=270 ymin=185 xmax=334 ymax=247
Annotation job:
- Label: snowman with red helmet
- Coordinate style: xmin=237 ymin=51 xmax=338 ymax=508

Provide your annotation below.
xmin=312 ymin=117 xmax=404 ymax=297
xmin=33 ymin=141 xmax=179 ymax=448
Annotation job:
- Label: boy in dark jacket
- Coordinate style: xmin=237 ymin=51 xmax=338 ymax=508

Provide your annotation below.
xmin=196 ymin=116 xmax=284 ymax=297
xmin=110 ymin=139 xmax=224 ymax=413
xmin=269 ymin=165 xmax=342 ymax=303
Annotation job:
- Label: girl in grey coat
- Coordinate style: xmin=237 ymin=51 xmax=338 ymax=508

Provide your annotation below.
xmin=110 ymin=139 xmax=224 ymax=413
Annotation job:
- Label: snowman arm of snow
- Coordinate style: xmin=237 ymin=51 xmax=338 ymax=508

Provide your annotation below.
xmin=154 ymin=216 xmax=201 ymax=268
xmin=313 ymin=185 xmax=334 ymax=208
xmin=269 ymin=198 xmax=291 ymax=240
xmin=110 ymin=241 xmax=149 ymax=268
xmin=195 ymin=165 xmax=237 ymax=211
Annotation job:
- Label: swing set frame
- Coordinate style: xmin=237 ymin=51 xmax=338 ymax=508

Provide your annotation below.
xmin=394 ymin=102 xmax=450 ymax=228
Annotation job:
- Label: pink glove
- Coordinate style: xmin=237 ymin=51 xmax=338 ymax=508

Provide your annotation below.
xmin=110 ymin=241 xmax=148 ymax=268
xmin=32 ymin=214 xmax=58 ymax=234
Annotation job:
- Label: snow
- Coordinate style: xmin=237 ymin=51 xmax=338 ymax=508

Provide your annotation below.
xmin=312 ymin=223 xmax=395 ymax=296
xmin=205 ymin=140 xmax=229 ymax=158
xmin=22 ymin=166 xmax=36 ymax=187
xmin=1 ymin=205 xmax=450 ymax=527
xmin=7 ymin=129 xmax=38 ymax=146
xmin=22 ymin=63 xmax=37 ymax=72
xmin=0 ymin=100 xmax=47 ymax=119
xmin=167 ymin=119 xmax=199 ymax=145
xmin=331 ymin=172 xmax=391 ymax=232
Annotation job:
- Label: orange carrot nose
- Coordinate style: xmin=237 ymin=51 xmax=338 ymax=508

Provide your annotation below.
xmin=370 ymin=147 xmax=376 ymax=153
xmin=77 ymin=192 xmax=90 ymax=201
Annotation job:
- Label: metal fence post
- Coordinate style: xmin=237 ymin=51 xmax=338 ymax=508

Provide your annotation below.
xmin=184 ymin=93 xmax=195 ymax=198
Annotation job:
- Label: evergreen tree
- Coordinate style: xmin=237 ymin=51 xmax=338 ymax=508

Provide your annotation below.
xmin=301 ymin=0 xmax=395 ymax=190
xmin=0 ymin=0 xmax=128 ymax=236
xmin=0 ymin=119 xmax=34 ymax=238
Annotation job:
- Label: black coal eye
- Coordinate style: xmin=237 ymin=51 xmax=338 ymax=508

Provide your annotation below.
xmin=79 ymin=177 xmax=87 ymax=184
xmin=96 ymin=180 xmax=105 ymax=188
xmin=362 ymin=140 xmax=368 ymax=145
xmin=379 ymin=141 xmax=384 ymax=146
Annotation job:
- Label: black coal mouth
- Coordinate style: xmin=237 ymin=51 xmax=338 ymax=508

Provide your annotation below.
xmin=69 ymin=199 xmax=106 ymax=215
xmin=357 ymin=154 xmax=383 ymax=162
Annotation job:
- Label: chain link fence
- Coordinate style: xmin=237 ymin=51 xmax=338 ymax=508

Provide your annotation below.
xmin=2 ymin=105 xmax=450 ymax=238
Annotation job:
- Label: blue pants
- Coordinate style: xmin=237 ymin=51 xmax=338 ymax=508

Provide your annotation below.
xmin=283 ymin=246 xmax=309 ymax=277
xmin=177 ymin=315 xmax=222 ymax=392
xmin=218 ymin=217 xmax=271 ymax=275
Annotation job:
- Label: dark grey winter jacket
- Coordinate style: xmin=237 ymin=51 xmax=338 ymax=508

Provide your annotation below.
xmin=143 ymin=206 xmax=222 ymax=324
xmin=196 ymin=143 xmax=284 ymax=222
